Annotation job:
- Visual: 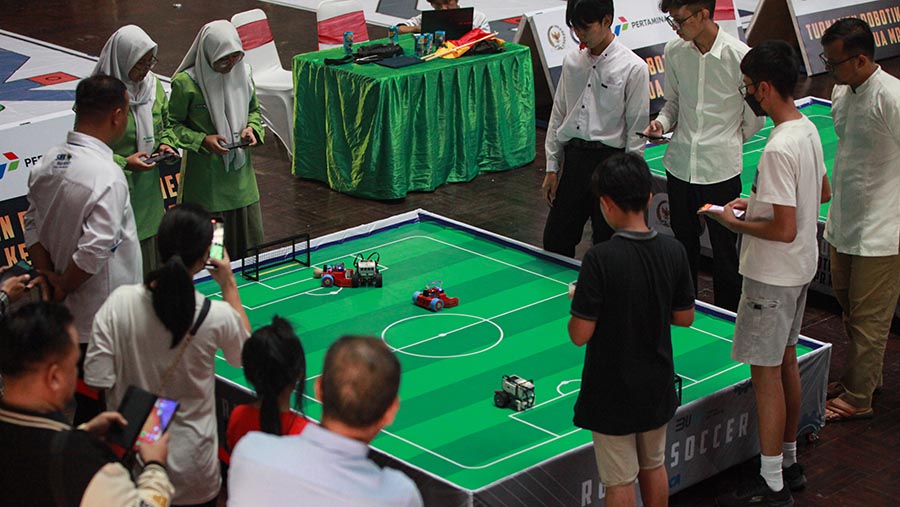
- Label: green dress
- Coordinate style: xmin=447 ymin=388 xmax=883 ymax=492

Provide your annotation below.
xmin=109 ymin=78 xmax=176 ymax=276
xmin=167 ymin=71 xmax=265 ymax=257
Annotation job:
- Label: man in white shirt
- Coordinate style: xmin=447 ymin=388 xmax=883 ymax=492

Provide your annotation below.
xmin=644 ymin=0 xmax=763 ymax=311
xmin=541 ymin=0 xmax=649 ymax=258
xmin=229 ymin=336 xmax=423 ymax=507
xmin=703 ymin=41 xmax=830 ymax=507
xmin=24 ymin=75 xmax=141 ymax=345
xmin=397 ymin=0 xmax=490 ymax=35
xmin=820 ymin=19 xmax=900 ymax=423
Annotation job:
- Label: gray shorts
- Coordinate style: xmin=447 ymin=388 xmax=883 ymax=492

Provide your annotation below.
xmin=732 ymin=277 xmax=809 ymax=367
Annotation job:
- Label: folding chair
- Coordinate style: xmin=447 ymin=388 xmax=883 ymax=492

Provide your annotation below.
xmin=231 ymin=9 xmax=295 ymax=157
xmin=316 ymin=0 xmax=369 ymax=50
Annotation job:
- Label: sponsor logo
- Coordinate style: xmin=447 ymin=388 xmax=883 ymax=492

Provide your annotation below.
xmin=613 ymin=16 xmax=629 ymax=36
xmin=0 ymin=152 xmax=19 ymax=179
xmin=616 ymin=15 xmax=667 ymax=36
xmin=547 ymin=25 xmax=567 ymax=50
xmin=655 ymin=198 xmax=670 ymax=228
xmin=669 ymin=411 xmax=751 ymax=468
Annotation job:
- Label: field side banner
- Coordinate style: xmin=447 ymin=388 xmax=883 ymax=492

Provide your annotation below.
xmin=516 ymin=0 xmax=740 ymax=113
xmin=789 ymin=0 xmax=900 ymax=75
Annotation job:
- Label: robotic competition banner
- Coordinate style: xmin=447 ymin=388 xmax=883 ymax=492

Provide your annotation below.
xmin=514 ymin=0 xmax=741 ymax=114
xmin=0 ymin=30 xmax=179 ymax=266
xmin=792 ymin=0 xmax=900 ymax=75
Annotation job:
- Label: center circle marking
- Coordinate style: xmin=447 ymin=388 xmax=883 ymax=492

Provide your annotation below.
xmin=381 ymin=313 xmax=504 ymax=359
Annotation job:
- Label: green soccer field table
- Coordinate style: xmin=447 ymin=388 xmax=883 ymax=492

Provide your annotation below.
xmin=207 ymin=210 xmax=831 ymax=506
xmin=291 ymin=35 xmax=536 ymax=200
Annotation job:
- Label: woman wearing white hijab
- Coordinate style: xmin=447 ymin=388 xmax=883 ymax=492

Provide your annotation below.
xmin=93 ymin=25 xmax=177 ymax=276
xmin=169 ymin=20 xmax=264 ymax=258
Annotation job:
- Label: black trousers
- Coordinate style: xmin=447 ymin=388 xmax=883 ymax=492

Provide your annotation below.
xmin=543 ymin=143 xmax=624 ymax=258
xmin=666 ymin=172 xmax=742 ymax=311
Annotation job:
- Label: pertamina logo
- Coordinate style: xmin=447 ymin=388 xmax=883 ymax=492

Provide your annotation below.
xmin=613 ymin=17 xmax=629 ymax=36
xmin=0 ymin=152 xmax=19 ymax=179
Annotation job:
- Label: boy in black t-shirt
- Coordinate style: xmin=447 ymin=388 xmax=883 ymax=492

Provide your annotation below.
xmin=569 ymin=153 xmax=695 ymax=506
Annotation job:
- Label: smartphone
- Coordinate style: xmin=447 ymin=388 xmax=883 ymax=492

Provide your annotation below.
xmin=137 ymin=397 xmax=179 ymax=445
xmin=2 ymin=259 xmax=36 ymax=279
xmin=636 ymin=132 xmax=669 ymax=143
xmin=142 ymin=151 xmax=177 ymax=165
xmin=219 ymin=138 xmax=252 ymax=150
xmin=699 ymin=203 xmax=746 ymax=218
xmin=209 ymin=218 xmax=226 ymax=261
xmin=108 ymin=385 xmax=178 ymax=450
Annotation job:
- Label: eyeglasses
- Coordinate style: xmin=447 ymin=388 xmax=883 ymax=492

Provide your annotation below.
xmin=212 ymin=52 xmax=244 ymax=72
xmin=739 ymin=81 xmax=758 ymax=97
xmin=665 ymin=11 xmax=701 ymax=30
xmin=133 ymin=55 xmax=159 ymax=72
xmin=818 ymin=52 xmax=859 ymax=70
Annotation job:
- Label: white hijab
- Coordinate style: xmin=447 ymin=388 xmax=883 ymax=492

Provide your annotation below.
xmin=175 ymin=20 xmax=251 ymax=171
xmin=93 ymin=25 xmax=158 ymax=156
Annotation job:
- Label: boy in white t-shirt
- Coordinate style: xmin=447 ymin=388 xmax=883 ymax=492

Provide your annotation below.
xmin=702 ymin=40 xmax=831 ymax=507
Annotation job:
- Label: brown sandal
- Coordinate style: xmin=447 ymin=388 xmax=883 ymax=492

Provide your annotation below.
xmin=825 ymin=398 xmax=874 ymax=422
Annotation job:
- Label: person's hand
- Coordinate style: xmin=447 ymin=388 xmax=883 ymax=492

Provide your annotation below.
xmin=157 ymin=144 xmax=178 ymax=157
xmin=81 ymin=411 xmax=128 ymax=438
xmin=0 ymin=269 xmax=30 ymax=302
xmin=138 ymin=432 xmax=170 ymax=465
xmin=28 ymin=274 xmax=50 ymax=302
xmin=726 ymin=197 xmax=748 ymax=212
xmin=207 ymin=249 xmax=236 ymax=290
xmin=203 ymin=134 xmax=230 ymax=155
xmin=240 ymin=127 xmax=258 ymax=147
xmin=542 ymin=172 xmax=559 ymax=207
xmin=42 ymin=271 xmax=67 ymax=302
xmin=125 ymin=152 xmax=156 ymax=172
xmin=643 ymin=120 xmax=665 ymax=138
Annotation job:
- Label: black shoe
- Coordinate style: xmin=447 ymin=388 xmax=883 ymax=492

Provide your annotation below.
xmin=783 ymin=463 xmax=806 ymax=491
xmin=717 ymin=475 xmax=793 ymax=507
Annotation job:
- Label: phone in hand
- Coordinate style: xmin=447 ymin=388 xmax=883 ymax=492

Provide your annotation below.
xmin=142 ymin=151 xmax=177 ymax=165
xmin=208 ymin=218 xmax=226 ymax=262
xmin=2 ymin=259 xmax=37 ymax=280
xmin=218 ymin=138 xmax=252 ymax=150
xmin=699 ymin=203 xmax=746 ymax=218
xmin=137 ymin=397 xmax=179 ymax=445
xmin=108 ymin=385 xmax=179 ymax=450
xmin=636 ymin=132 xmax=669 ymax=143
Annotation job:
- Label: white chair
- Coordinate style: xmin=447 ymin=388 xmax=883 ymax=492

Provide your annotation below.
xmin=231 ymin=9 xmax=295 ymax=158
xmin=316 ymin=0 xmax=369 ymax=50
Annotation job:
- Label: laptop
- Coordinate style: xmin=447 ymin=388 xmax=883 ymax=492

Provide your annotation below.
xmin=421 ymin=7 xmax=474 ymax=40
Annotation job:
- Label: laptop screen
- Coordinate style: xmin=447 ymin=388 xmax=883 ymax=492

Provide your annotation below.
xmin=420 ymin=7 xmax=475 ymax=40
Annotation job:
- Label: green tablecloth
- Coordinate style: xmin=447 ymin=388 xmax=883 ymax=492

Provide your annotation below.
xmin=292 ymin=35 xmax=536 ymax=200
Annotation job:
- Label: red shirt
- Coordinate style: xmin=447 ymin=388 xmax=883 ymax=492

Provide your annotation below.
xmin=226 ymin=404 xmax=309 ymax=452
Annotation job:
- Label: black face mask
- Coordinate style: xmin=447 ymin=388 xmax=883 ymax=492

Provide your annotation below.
xmin=744 ymin=93 xmax=767 ymax=117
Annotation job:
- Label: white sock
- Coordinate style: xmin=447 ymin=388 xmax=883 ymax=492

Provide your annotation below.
xmin=783 ymin=441 xmax=797 ymax=467
xmin=760 ymin=454 xmax=784 ymax=492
